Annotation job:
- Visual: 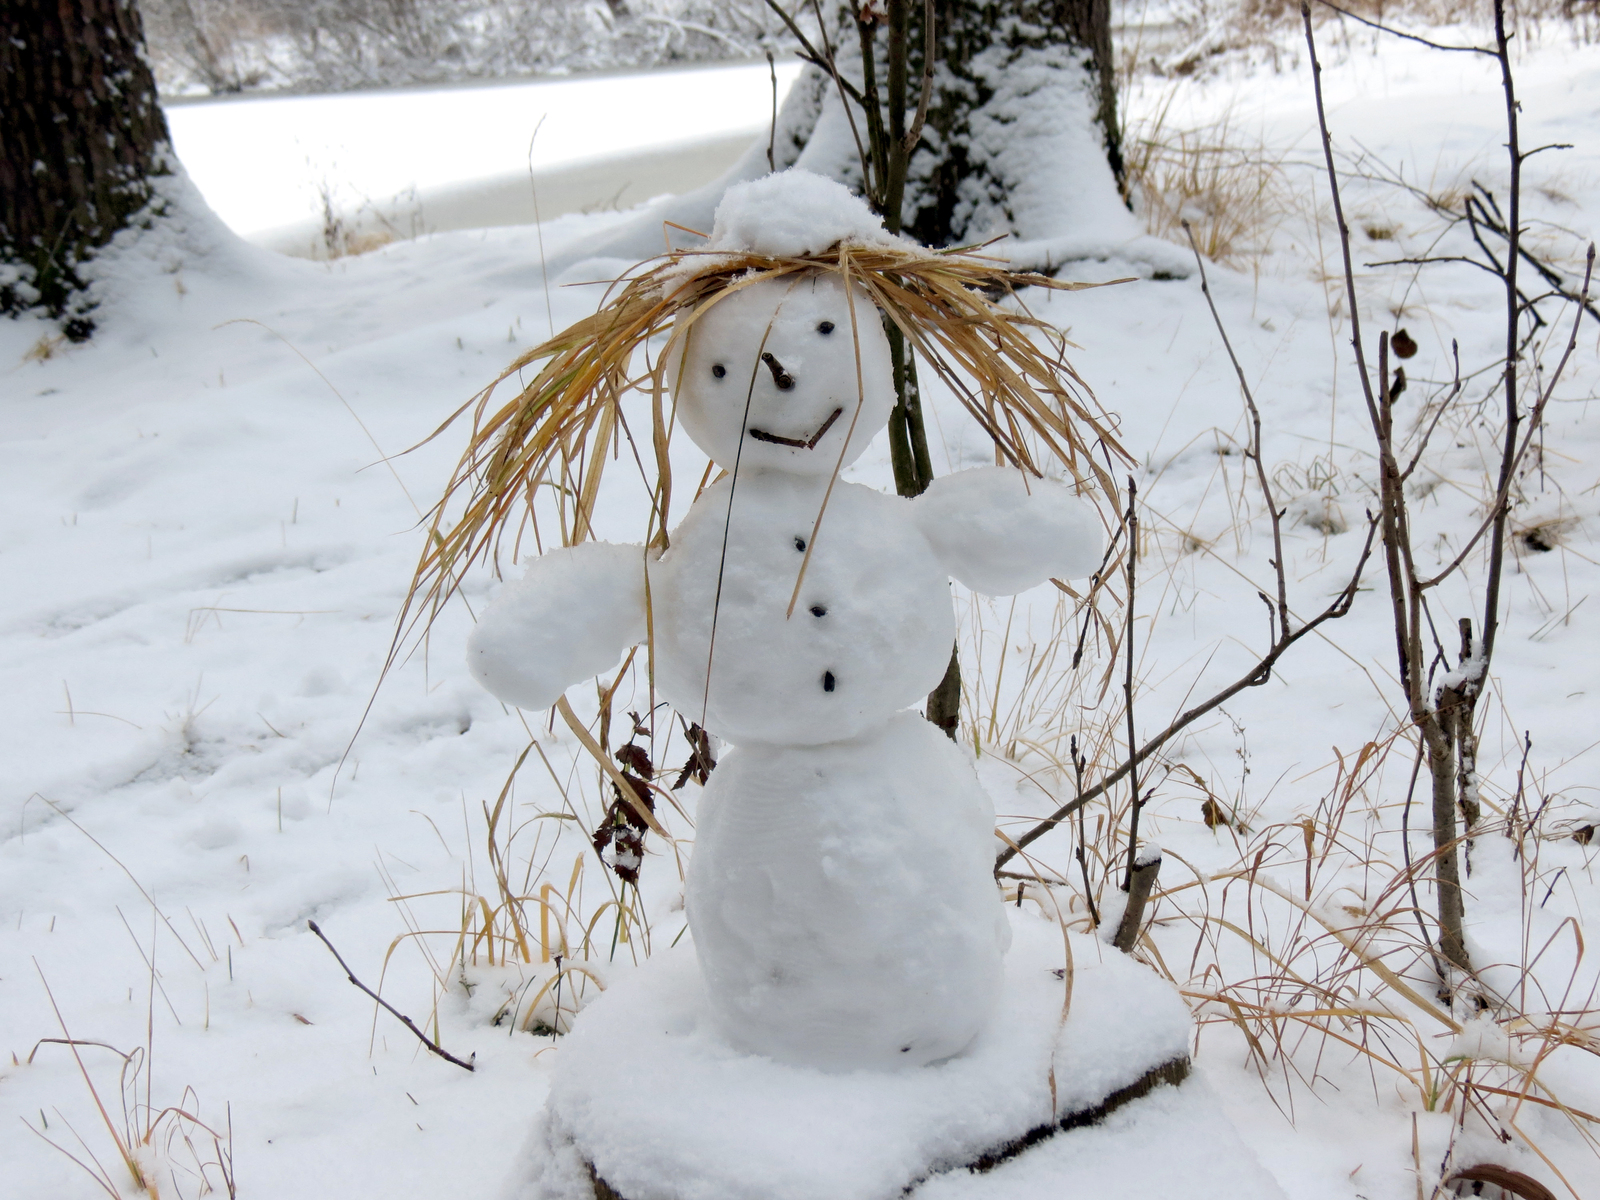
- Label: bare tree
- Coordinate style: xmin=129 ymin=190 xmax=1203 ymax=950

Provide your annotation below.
xmin=1303 ymin=0 xmax=1593 ymax=984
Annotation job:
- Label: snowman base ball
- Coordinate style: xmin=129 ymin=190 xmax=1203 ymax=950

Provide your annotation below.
xmin=687 ymin=713 xmax=1010 ymax=1071
xmin=510 ymin=912 xmax=1287 ymax=1200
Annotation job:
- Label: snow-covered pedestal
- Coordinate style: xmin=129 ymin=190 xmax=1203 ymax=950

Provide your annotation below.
xmin=511 ymin=912 xmax=1280 ymax=1200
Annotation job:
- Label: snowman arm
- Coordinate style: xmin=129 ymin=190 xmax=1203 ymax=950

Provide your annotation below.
xmin=466 ymin=541 xmax=649 ymax=710
xmin=911 ymin=466 xmax=1106 ymax=596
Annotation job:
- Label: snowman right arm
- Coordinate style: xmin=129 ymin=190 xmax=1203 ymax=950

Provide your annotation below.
xmin=466 ymin=541 xmax=649 ymax=710
xmin=911 ymin=466 xmax=1105 ymax=595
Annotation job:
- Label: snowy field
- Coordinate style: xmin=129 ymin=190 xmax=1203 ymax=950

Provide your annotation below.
xmin=4 ymin=21 xmax=1600 ymax=1200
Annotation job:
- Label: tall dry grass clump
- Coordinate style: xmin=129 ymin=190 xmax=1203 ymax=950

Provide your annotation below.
xmin=1122 ymin=101 xmax=1293 ymax=266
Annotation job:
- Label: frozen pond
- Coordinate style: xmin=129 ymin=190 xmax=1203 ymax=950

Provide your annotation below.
xmin=166 ymin=60 xmax=802 ymax=256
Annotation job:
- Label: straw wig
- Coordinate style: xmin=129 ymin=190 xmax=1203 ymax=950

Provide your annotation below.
xmin=402 ymin=188 xmax=1131 ymax=643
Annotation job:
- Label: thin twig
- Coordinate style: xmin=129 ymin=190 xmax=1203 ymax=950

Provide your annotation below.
xmin=1482 ymin=0 xmax=1524 ymax=669
xmin=307 ymin=921 xmax=476 ymax=1072
xmin=1313 ymin=0 xmax=1494 ymax=55
xmin=1302 ymin=2 xmax=1379 ymax=431
xmin=1397 ymin=341 xmax=1462 ymax=485
xmin=996 ymin=516 xmax=1377 ymax=870
xmin=766 ymin=50 xmax=778 ymax=172
xmin=1183 ymin=220 xmax=1288 ymax=631
xmin=1120 ymin=477 xmax=1142 ymax=890
xmin=802 ymin=0 xmax=875 ymax=194
xmin=904 ymin=0 xmax=935 ymax=154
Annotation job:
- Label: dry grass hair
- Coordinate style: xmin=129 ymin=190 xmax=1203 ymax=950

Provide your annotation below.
xmin=399 ymin=239 xmax=1132 ymax=643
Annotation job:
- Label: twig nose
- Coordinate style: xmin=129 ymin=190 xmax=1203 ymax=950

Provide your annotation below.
xmin=761 ymin=352 xmax=795 ymax=391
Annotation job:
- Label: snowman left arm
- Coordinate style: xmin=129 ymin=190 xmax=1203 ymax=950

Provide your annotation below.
xmin=466 ymin=540 xmax=649 ymax=710
xmin=910 ymin=466 xmax=1105 ymax=595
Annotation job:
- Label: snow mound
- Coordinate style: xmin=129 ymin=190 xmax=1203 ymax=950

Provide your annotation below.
xmin=912 ymin=1071 xmax=1285 ymax=1200
xmin=705 ymin=169 xmax=903 ymax=257
xmin=512 ymin=914 xmax=1220 ymax=1200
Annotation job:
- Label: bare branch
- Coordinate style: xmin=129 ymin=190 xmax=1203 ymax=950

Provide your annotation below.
xmin=1119 ymin=477 xmax=1143 ymax=891
xmin=995 ymin=516 xmax=1378 ymax=870
xmin=903 ymin=0 xmax=935 ymax=154
xmin=1398 ymin=340 xmax=1462 ymax=484
xmin=1479 ymin=0 xmax=1526 ymax=667
xmin=1416 ymin=245 xmax=1596 ymax=590
xmin=1313 ymin=0 xmax=1494 ymax=55
xmin=1302 ymin=3 xmax=1381 ymax=433
xmin=308 ymin=920 xmax=476 ymax=1072
xmin=760 ymin=0 xmax=851 ymax=96
xmin=806 ymin=0 xmax=875 ymax=194
xmin=1183 ymin=220 xmax=1289 ymax=631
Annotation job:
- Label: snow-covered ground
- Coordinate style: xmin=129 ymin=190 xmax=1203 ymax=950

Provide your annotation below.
xmin=4 ymin=22 xmax=1599 ymax=1200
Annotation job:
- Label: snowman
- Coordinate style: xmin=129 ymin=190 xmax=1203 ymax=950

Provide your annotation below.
xmin=466 ymin=172 xmax=1104 ymax=1072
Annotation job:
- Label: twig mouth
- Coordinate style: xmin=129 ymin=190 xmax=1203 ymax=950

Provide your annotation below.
xmin=748 ymin=406 xmax=844 ymax=449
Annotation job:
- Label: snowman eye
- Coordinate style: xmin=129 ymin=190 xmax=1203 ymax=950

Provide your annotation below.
xmin=711 ymin=363 xmax=726 ymax=378
xmin=817 ymin=321 xmax=835 ymax=335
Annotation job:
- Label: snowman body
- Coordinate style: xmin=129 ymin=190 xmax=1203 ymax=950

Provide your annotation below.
xmin=651 ymin=472 xmax=953 ymax=747
xmin=468 ymin=266 xmax=1103 ymax=1071
xmin=649 ymin=471 xmax=1006 ymax=1068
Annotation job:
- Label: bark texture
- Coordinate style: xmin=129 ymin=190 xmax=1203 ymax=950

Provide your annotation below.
xmin=1 ymin=0 xmax=172 ymax=335
xmin=901 ymin=0 xmax=1122 ymax=247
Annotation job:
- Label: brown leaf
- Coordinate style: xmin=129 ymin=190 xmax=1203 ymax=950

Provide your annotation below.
xmin=616 ymin=743 xmax=652 ymax=779
xmin=673 ymin=723 xmax=717 ymax=790
xmin=1391 ymin=328 xmax=1418 ymax=359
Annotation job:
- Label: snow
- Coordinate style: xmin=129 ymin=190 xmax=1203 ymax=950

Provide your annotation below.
xmin=687 ymin=713 xmax=1007 ymax=1070
xmin=522 ymin=914 xmax=1210 ymax=1200
xmin=704 ymin=169 xmax=901 ymax=257
xmin=913 ymin=467 xmax=1106 ymax=595
xmin=911 ymin=1069 xmax=1283 ymax=1200
xmin=468 ymin=541 xmax=648 ymax=712
xmin=164 ymin=61 xmax=803 ymax=242
xmin=3 ymin=17 xmax=1600 ymax=1200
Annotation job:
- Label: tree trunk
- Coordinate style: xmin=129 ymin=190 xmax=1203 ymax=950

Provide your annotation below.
xmin=902 ymin=0 xmax=1122 ymax=247
xmin=1 ymin=0 xmax=172 ymax=338
xmin=754 ymin=0 xmax=1125 ymax=252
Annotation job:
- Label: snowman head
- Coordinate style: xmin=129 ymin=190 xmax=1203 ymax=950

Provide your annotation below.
xmin=666 ymin=273 xmax=894 ymax=476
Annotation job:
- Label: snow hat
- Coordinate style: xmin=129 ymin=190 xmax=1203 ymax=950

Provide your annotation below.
xmin=703 ymin=169 xmax=902 ymax=258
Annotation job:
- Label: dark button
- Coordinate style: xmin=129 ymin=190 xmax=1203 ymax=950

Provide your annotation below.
xmin=810 ymin=606 xmax=826 ymax=618
xmin=794 ymin=536 xmax=806 ymax=552
xmin=822 ymin=671 xmax=836 ymax=692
